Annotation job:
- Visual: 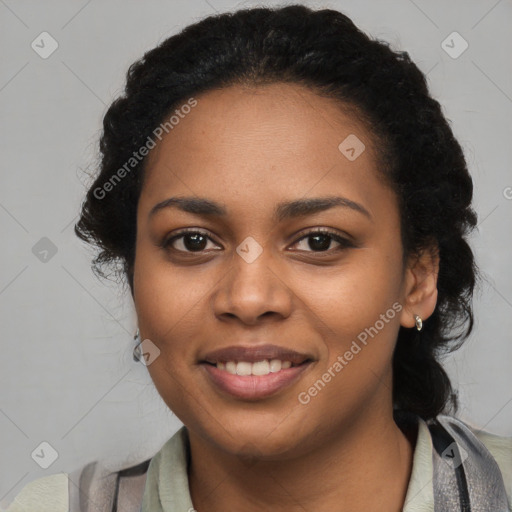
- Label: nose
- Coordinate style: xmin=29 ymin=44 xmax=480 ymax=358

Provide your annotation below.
xmin=212 ymin=245 xmax=293 ymax=325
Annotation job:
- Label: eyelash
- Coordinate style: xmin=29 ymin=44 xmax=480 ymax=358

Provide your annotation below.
xmin=161 ymin=227 xmax=355 ymax=255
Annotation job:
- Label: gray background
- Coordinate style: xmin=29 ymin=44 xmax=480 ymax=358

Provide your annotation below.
xmin=1 ymin=0 xmax=511 ymax=505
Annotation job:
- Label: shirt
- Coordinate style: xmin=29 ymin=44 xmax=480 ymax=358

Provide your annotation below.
xmin=3 ymin=417 xmax=512 ymax=511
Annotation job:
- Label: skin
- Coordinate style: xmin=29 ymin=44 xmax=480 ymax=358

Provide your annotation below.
xmin=132 ymin=82 xmax=439 ymax=511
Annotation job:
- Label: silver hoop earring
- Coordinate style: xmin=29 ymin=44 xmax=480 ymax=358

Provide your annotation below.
xmin=133 ymin=328 xmax=142 ymax=362
xmin=414 ymin=315 xmax=423 ymax=331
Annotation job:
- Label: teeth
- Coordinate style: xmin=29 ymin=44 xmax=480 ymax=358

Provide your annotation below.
xmin=252 ymin=360 xmax=270 ymax=376
xmin=269 ymin=359 xmax=282 ymax=372
xmin=225 ymin=361 xmax=237 ymax=374
xmin=215 ymin=359 xmax=295 ymax=376
xmin=236 ymin=361 xmax=252 ymax=376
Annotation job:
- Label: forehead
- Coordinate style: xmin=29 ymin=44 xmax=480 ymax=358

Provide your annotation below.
xmin=139 ymin=83 xmax=390 ymax=220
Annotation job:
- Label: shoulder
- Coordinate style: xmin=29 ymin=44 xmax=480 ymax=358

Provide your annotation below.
xmin=1 ymin=432 xmax=185 ymax=512
xmin=1 ymin=473 xmax=68 ymax=512
xmin=440 ymin=415 xmax=512 ymax=509
xmin=457 ymin=416 xmax=512 ymax=480
xmin=2 ymin=456 xmax=154 ymax=512
xmin=472 ymin=425 xmax=512 ymax=501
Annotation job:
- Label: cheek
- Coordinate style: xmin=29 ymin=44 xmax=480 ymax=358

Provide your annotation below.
xmin=301 ymin=250 xmax=404 ymax=371
xmin=295 ymin=267 xmax=403 ymax=421
xmin=132 ymin=241 xmax=204 ymax=363
xmin=305 ymin=253 xmax=402 ymax=322
xmin=132 ymin=243 xmax=208 ymax=421
xmin=134 ymin=233 xmax=209 ymax=318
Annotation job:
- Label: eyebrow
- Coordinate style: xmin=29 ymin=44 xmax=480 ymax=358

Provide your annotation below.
xmin=149 ymin=195 xmax=372 ymax=222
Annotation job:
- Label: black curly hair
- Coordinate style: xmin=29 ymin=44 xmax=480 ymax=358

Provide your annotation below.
xmin=75 ymin=4 xmax=478 ymax=421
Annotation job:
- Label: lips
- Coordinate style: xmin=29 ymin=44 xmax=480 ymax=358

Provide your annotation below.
xmin=201 ymin=344 xmax=311 ymax=365
xmin=199 ymin=344 xmax=314 ymax=400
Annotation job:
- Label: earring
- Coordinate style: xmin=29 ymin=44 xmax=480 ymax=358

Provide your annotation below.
xmin=133 ymin=328 xmax=142 ymax=362
xmin=414 ymin=315 xmax=423 ymax=331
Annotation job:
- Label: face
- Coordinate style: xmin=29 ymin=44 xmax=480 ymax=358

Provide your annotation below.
xmin=133 ymin=83 xmax=414 ymax=459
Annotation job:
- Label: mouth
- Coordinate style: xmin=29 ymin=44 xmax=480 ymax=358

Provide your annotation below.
xmin=199 ymin=344 xmax=314 ymax=400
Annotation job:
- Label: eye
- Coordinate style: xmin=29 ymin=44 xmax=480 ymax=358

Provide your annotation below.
xmin=162 ymin=229 xmax=221 ymax=253
xmin=291 ymin=228 xmax=355 ymax=253
xmin=161 ymin=227 xmax=354 ymax=255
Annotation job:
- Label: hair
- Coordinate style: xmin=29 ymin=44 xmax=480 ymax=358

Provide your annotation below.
xmin=75 ymin=4 xmax=478 ymax=421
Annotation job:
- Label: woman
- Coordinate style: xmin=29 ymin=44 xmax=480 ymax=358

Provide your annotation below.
xmin=5 ymin=4 xmax=511 ymax=511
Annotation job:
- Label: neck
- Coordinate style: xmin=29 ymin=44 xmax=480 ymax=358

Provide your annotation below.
xmin=187 ymin=407 xmax=416 ymax=512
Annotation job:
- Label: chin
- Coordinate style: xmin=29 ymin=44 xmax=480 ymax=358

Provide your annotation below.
xmin=224 ymin=432 xmax=302 ymax=461
xmin=194 ymin=408 xmax=311 ymax=460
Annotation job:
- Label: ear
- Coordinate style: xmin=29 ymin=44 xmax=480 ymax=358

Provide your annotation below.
xmin=400 ymin=244 xmax=439 ymax=329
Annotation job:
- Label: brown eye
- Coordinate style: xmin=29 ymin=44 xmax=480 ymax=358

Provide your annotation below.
xmin=163 ymin=230 xmax=220 ymax=253
xmin=293 ymin=229 xmax=354 ymax=253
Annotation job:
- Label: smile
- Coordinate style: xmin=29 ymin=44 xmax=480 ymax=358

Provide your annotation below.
xmin=201 ymin=359 xmax=312 ymax=400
